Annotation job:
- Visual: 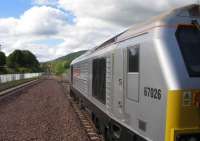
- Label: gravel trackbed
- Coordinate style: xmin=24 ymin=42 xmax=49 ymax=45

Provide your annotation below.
xmin=0 ymin=79 xmax=89 ymax=141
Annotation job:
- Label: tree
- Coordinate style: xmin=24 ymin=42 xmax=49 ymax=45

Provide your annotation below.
xmin=0 ymin=51 xmax=6 ymax=67
xmin=7 ymin=50 xmax=23 ymax=68
xmin=7 ymin=50 xmax=40 ymax=72
xmin=21 ymin=50 xmax=39 ymax=69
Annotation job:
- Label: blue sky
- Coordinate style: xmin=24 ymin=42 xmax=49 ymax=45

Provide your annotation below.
xmin=0 ymin=0 xmax=32 ymax=18
xmin=33 ymin=39 xmax=64 ymax=47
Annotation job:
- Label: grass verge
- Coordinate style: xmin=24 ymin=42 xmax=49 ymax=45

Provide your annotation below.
xmin=0 ymin=78 xmax=37 ymax=92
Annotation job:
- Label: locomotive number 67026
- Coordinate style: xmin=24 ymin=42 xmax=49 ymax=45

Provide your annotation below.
xmin=144 ymin=87 xmax=162 ymax=100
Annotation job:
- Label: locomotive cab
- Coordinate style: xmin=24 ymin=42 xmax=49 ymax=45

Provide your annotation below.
xmin=162 ymin=5 xmax=200 ymax=141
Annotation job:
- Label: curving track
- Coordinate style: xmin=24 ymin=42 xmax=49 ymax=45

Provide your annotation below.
xmin=0 ymin=78 xmax=89 ymax=141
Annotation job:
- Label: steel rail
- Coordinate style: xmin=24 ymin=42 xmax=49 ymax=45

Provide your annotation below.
xmin=0 ymin=78 xmax=42 ymax=100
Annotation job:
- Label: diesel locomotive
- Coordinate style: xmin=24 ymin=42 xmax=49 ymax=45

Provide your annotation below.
xmin=70 ymin=4 xmax=200 ymax=141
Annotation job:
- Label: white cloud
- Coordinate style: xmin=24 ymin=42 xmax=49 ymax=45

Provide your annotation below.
xmin=0 ymin=6 xmax=71 ymax=62
xmin=58 ymin=0 xmax=197 ymax=26
xmin=0 ymin=0 xmax=198 ymax=62
xmin=16 ymin=6 xmax=69 ymax=36
xmin=0 ymin=18 xmax=18 ymax=35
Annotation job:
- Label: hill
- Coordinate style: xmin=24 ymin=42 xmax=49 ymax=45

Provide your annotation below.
xmin=51 ymin=50 xmax=87 ymax=62
xmin=41 ymin=50 xmax=87 ymax=75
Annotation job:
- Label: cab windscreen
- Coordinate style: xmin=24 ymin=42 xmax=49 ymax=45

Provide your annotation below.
xmin=176 ymin=25 xmax=200 ymax=77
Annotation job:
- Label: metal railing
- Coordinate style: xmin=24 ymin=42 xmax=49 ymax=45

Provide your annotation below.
xmin=0 ymin=73 xmax=42 ymax=84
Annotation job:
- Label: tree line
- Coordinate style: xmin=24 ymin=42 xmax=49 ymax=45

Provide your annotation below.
xmin=0 ymin=50 xmax=41 ymax=74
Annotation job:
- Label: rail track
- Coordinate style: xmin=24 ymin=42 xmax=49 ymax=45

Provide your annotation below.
xmin=0 ymin=78 xmax=42 ymax=100
xmin=0 ymin=77 xmax=102 ymax=141
xmin=0 ymin=78 xmax=90 ymax=141
xmin=61 ymin=81 xmax=104 ymax=141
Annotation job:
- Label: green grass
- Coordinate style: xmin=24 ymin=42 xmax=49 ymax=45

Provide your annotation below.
xmin=0 ymin=78 xmax=37 ymax=92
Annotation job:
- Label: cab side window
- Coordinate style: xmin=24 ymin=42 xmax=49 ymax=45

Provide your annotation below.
xmin=128 ymin=46 xmax=139 ymax=73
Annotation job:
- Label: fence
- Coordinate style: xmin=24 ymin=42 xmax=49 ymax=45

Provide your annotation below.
xmin=0 ymin=73 xmax=42 ymax=84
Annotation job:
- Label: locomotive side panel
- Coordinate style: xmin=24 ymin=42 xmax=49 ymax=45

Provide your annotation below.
xmin=72 ymin=61 xmax=90 ymax=97
xmin=139 ymin=40 xmax=168 ymax=141
xmin=116 ymin=33 xmax=168 ymax=141
xmin=70 ymin=31 xmax=169 ymax=141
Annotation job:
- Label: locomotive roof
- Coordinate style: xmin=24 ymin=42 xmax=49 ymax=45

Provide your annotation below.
xmin=71 ymin=4 xmax=200 ymax=65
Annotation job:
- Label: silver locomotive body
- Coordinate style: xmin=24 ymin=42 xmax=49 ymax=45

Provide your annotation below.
xmin=70 ymin=4 xmax=200 ymax=141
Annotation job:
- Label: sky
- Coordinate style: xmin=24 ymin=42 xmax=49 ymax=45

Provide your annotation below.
xmin=0 ymin=0 xmax=197 ymax=62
